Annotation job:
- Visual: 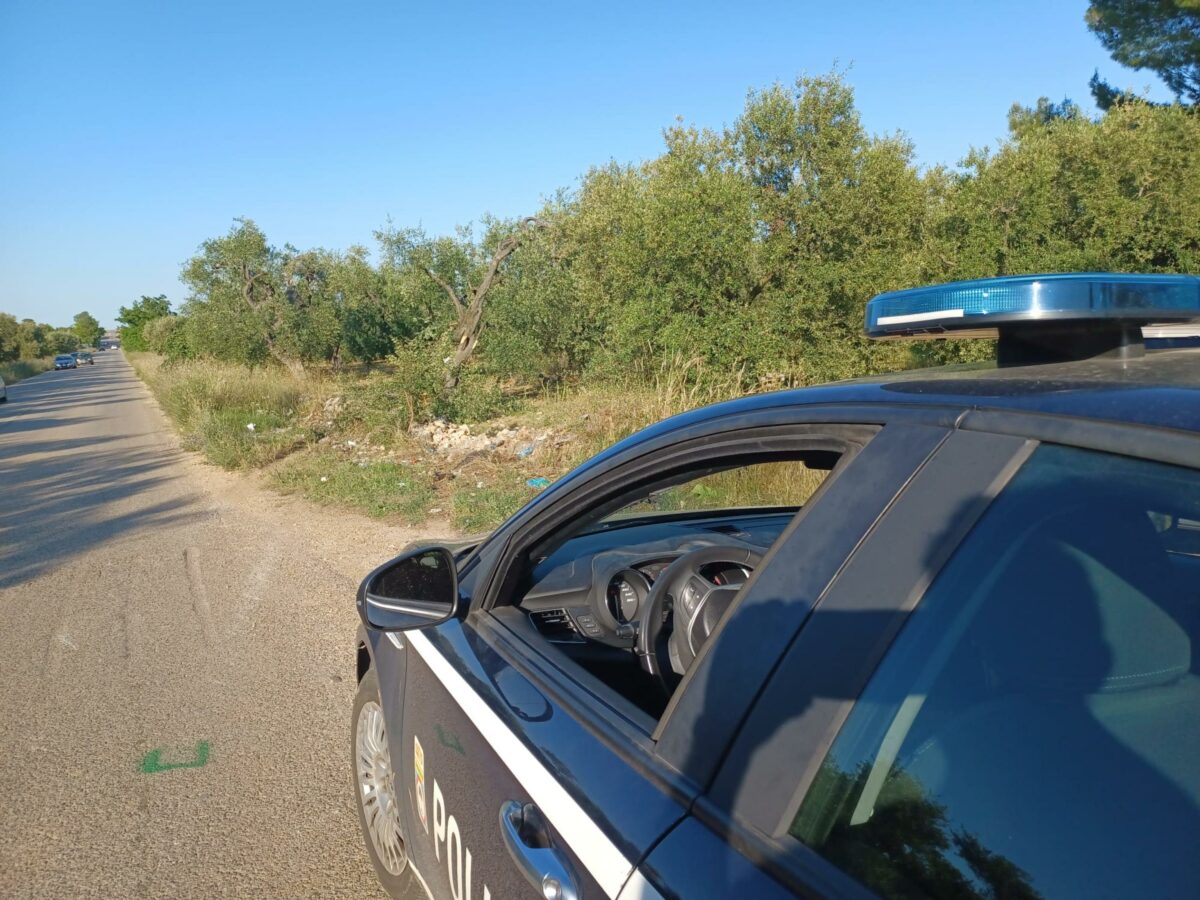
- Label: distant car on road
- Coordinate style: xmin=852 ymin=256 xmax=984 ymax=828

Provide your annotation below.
xmin=73 ymin=351 xmax=94 ymax=365
xmin=0 ymin=374 xmax=6 ymax=402
xmin=54 ymin=355 xmax=77 ymax=370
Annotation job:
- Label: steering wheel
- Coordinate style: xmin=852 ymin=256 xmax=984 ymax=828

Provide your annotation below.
xmin=635 ymin=545 xmax=763 ymax=695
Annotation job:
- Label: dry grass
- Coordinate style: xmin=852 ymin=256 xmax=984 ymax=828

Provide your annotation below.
xmin=128 ymin=351 xmax=793 ymax=532
xmin=128 ymin=353 xmax=323 ymax=469
xmin=0 ymin=358 xmax=54 ymax=385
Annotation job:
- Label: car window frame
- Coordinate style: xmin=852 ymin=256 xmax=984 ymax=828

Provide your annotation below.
xmin=702 ymin=421 xmax=1200 ymax=896
xmin=463 ymin=411 xmax=958 ymax=793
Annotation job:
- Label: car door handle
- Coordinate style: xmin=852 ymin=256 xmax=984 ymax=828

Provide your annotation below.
xmin=499 ymin=800 xmax=580 ymax=900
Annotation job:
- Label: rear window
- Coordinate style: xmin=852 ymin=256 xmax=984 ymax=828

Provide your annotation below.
xmin=791 ymin=444 xmax=1200 ymax=899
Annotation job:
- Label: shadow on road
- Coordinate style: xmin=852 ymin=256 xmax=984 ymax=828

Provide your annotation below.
xmin=0 ymin=357 xmax=204 ymax=588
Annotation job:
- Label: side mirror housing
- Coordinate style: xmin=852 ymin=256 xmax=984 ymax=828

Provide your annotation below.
xmin=357 ymin=546 xmax=458 ymax=632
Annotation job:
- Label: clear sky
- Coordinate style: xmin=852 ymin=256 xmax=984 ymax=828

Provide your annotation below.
xmin=0 ymin=0 xmax=1176 ymax=328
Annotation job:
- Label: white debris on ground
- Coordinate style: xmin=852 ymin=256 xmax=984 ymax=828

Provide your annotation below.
xmin=409 ymin=418 xmax=572 ymax=461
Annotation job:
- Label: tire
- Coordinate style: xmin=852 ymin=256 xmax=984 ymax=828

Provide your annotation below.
xmin=352 ymin=668 xmax=425 ymax=899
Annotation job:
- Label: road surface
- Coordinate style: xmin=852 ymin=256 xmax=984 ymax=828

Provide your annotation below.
xmin=0 ymin=352 xmax=432 ymax=897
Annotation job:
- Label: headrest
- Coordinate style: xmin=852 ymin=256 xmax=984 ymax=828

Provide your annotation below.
xmin=977 ymin=504 xmax=1191 ymax=695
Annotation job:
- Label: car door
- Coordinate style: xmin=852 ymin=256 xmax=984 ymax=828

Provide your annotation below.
xmin=391 ymin=415 xmax=950 ymax=899
xmin=663 ymin=426 xmax=1200 ymax=898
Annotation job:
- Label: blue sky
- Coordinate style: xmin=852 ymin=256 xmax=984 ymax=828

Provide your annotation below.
xmin=0 ymin=0 xmax=1176 ymax=327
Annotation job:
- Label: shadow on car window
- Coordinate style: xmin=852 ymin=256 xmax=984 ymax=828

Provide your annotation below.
xmin=685 ymin=446 xmax=1200 ymax=898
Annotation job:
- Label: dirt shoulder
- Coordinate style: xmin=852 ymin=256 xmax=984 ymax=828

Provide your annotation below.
xmin=129 ymin=354 xmax=462 ymax=577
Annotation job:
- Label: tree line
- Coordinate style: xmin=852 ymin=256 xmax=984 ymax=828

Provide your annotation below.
xmin=130 ymin=68 xmax=1196 ymax=403
xmin=0 ymin=312 xmax=104 ymax=362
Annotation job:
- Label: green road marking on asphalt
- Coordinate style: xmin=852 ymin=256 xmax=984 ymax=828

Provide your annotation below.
xmin=140 ymin=741 xmax=210 ymax=774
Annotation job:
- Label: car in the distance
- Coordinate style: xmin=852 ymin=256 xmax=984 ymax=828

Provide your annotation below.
xmin=0 ymin=374 xmax=6 ymax=403
xmin=73 ymin=351 xmax=94 ymax=365
xmin=54 ymin=354 xmax=77 ymax=370
xmin=350 ymin=273 xmax=1200 ymax=900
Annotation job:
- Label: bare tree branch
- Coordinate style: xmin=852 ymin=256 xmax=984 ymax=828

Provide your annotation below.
xmin=425 ymin=267 xmax=465 ymax=315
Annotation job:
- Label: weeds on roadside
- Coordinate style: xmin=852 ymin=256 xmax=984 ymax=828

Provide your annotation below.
xmin=0 ymin=358 xmax=54 ymax=385
xmin=271 ymin=449 xmax=438 ymax=521
xmin=127 ymin=350 xmax=806 ymax=531
xmin=128 ymin=353 xmax=315 ymax=469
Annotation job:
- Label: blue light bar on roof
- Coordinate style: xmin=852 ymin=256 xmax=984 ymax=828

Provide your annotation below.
xmin=865 ymin=273 xmax=1200 ymax=339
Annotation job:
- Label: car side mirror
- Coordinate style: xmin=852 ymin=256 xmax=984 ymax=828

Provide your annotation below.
xmin=357 ymin=546 xmax=458 ymax=632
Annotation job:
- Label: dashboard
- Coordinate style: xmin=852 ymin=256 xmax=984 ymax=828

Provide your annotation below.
xmin=519 ymin=510 xmax=793 ymax=649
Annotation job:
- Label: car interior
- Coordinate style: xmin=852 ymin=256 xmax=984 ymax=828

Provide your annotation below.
xmin=505 ymin=451 xmax=843 ymax=720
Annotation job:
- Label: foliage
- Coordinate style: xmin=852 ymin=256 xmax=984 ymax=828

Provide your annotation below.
xmin=117 ymin=295 xmax=171 ymax=351
xmin=72 ymin=311 xmax=104 ymax=348
xmin=930 ymin=100 xmax=1200 ymax=275
xmin=46 ymin=329 xmax=80 ymax=354
xmin=127 ymin=352 xmax=310 ymax=469
xmin=1086 ymin=0 xmax=1200 ymax=106
xmin=0 ymin=313 xmax=19 ymax=362
xmin=142 ymin=315 xmax=188 ymax=356
xmin=0 ymin=317 xmax=86 ymax=359
xmin=179 ymin=219 xmax=427 ymax=372
xmin=131 ymin=71 xmax=1200 ymax=454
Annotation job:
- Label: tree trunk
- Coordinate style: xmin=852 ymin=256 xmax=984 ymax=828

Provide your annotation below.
xmin=428 ymin=218 xmax=541 ymax=393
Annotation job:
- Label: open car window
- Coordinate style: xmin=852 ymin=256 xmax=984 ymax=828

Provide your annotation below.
xmin=601 ymin=459 xmax=831 ymax=521
xmin=506 ymin=449 xmax=845 ymax=722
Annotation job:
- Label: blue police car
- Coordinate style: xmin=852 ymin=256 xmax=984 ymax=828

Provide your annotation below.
xmin=352 ymin=273 xmax=1200 ymax=900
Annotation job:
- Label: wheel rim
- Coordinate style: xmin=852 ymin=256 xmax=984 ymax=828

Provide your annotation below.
xmin=356 ymin=699 xmax=407 ymax=875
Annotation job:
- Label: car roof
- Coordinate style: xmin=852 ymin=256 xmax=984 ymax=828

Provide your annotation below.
xmin=623 ymin=349 xmax=1200 ymax=450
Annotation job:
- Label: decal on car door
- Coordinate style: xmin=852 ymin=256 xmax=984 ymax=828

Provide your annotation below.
xmin=414 ymin=734 xmax=428 ymax=834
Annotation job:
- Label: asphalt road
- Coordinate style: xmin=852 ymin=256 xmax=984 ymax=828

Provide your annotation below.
xmin=0 ymin=353 xmax=418 ymax=897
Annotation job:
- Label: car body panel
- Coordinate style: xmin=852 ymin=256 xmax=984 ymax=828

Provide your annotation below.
xmin=391 ymin=618 xmax=686 ymax=899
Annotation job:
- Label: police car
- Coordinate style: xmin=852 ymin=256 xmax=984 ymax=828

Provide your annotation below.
xmin=352 ymin=273 xmax=1200 ymax=900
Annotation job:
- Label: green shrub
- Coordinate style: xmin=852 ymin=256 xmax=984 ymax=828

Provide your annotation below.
xmin=436 ymin=371 xmax=523 ymax=423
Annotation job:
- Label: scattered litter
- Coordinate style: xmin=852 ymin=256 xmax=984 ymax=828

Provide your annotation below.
xmin=320 ymin=476 xmax=328 ymax=483
xmin=527 ymin=477 xmax=551 ymax=488
xmin=476 ymin=481 xmax=485 ymax=489
xmin=246 ymin=423 xmax=256 ymax=432
xmin=516 ymin=444 xmax=536 ymax=459
xmin=429 ymin=507 xmax=443 ymax=514
xmin=345 ymin=440 xmax=357 ymax=448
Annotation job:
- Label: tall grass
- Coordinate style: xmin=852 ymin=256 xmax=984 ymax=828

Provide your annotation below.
xmin=126 ymin=351 xmax=801 ymax=532
xmin=0 ymin=358 xmax=54 ymax=385
xmin=128 ymin=353 xmax=314 ymax=469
